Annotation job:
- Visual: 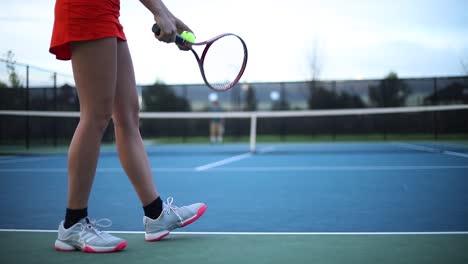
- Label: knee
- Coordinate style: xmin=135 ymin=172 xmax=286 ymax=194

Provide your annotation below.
xmin=113 ymin=105 xmax=140 ymax=131
xmin=81 ymin=111 xmax=113 ymax=134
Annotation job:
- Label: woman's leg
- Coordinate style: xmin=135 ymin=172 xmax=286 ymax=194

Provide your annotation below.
xmin=112 ymin=40 xmax=159 ymax=206
xmin=83 ymin=40 xmax=205 ymax=242
xmin=67 ymin=38 xmax=118 ymax=209
xmin=210 ymin=122 xmax=216 ymax=143
xmin=56 ymin=39 xmax=126 ymax=251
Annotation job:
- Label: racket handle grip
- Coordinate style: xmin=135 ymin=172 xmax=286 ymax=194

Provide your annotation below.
xmin=152 ymin=24 xmax=186 ymax=45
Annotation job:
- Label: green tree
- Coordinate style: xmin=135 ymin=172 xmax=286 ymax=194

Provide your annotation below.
xmin=308 ymin=86 xmax=364 ymax=109
xmin=460 ymin=56 xmax=468 ymax=75
xmin=308 ymin=86 xmax=337 ymax=109
xmin=142 ymin=81 xmax=190 ymax=112
xmin=141 ymin=81 xmax=191 ymax=138
xmin=337 ymin=92 xmax=365 ymax=108
xmin=307 ymin=39 xmax=324 ymax=109
xmin=0 ymin=80 xmax=7 ymax=88
xmin=3 ymin=50 xmax=23 ymax=88
xmin=424 ymin=81 xmax=468 ymax=105
xmin=368 ymin=72 xmax=410 ymax=107
xmin=271 ymin=92 xmax=289 ymax=111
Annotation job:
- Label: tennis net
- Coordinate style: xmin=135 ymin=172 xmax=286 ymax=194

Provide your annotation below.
xmin=0 ymin=104 xmax=467 ymax=153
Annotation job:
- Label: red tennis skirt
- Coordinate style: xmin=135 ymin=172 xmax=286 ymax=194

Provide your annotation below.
xmin=49 ymin=0 xmax=127 ymax=60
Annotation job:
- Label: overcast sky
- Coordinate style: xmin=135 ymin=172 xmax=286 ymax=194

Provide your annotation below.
xmin=0 ymin=0 xmax=467 ymax=86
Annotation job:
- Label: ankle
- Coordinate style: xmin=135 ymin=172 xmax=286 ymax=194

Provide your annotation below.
xmin=64 ymin=207 xmax=88 ymax=229
xmin=143 ymin=197 xmax=163 ymax=220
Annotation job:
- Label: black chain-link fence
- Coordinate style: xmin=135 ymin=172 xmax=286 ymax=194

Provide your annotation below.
xmin=1 ymin=59 xmax=467 ymax=148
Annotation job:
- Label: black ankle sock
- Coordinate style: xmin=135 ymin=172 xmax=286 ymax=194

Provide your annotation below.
xmin=64 ymin=207 xmax=88 ymax=229
xmin=143 ymin=197 xmax=163 ymax=220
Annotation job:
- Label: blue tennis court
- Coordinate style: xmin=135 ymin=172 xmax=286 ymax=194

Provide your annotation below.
xmin=1 ymin=142 xmax=467 ymax=232
xmin=0 ymin=141 xmax=467 ymax=263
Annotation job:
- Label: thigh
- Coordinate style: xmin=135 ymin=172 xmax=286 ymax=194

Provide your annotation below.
xmin=113 ymin=40 xmax=139 ymax=125
xmin=71 ymin=38 xmax=118 ymax=118
xmin=215 ymin=123 xmax=222 ymax=134
xmin=210 ymin=122 xmax=215 ymax=134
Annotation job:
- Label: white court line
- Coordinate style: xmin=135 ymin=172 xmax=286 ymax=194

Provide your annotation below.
xmin=257 ymin=146 xmax=276 ymax=154
xmin=194 ymin=152 xmax=252 ymax=171
xmin=0 ymin=168 xmax=193 ymax=173
xmin=394 ymin=142 xmax=468 ymax=159
xmin=0 ymin=156 xmax=16 ymax=159
xmin=206 ymin=165 xmax=468 ymax=171
xmin=428 ymin=142 xmax=468 ymax=149
xmin=443 ymin=151 xmax=468 ymax=159
xmin=0 ymin=156 xmax=59 ymax=164
xmin=0 ymin=229 xmax=467 ymax=235
xmin=392 ymin=142 xmax=440 ymax=153
xmin=2 ymin=165 xmax=468 ymax=173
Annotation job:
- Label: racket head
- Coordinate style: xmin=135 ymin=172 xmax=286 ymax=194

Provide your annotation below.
xmin=197 ymin=33 xmax=248 ymax=91
xmin=151 ymin=24 xmax=248 ymax=92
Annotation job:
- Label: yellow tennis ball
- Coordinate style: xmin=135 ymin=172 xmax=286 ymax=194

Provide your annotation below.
xmin=180 ymin=31 xmax=196 ymax=43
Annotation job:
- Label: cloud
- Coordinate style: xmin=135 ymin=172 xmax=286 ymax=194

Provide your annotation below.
xmin=1 ymin=0 xmax=467 ymax=85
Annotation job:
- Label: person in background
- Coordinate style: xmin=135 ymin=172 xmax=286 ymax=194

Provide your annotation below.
xmin=209 ymin=101 xmax=224 ymax=144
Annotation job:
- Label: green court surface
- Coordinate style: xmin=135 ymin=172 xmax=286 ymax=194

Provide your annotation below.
xmin=1 ymin=232 xmax=467 ymax=264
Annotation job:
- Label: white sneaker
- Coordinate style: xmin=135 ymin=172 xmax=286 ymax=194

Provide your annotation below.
xmin=144 ymin=197 xmax=207 ymax=241
xmin=54 ymin=217 xmax=127 ymax=253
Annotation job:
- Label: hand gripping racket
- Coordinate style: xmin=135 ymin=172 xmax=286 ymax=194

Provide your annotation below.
xmin=152 ymin=24 xmax=248 ymax=91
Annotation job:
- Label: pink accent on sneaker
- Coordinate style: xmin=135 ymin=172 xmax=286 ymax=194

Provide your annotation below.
xmin=82 ymin=241 xmax=127 ymax=253
xmin=145 ymin=231 xmax=170 ymax=242
xmin=182 ymin=204 xmax=207 ymax=227
xmin=54 ymin=246 xmax=76 ymax=252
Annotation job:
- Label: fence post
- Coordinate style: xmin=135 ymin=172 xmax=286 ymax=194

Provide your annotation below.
xmin=182 ymin=85 xmax=187 ymax=143
xmin=280 ymin=82 xmax=286 ymax=141
xmin=25 ymin=65 xmax=30 ymax=149
xmin=332 ymin=81 xmax=337 ymax=140
xmin=53 ymin=72 xmax=58 ymax=147
xmin=433 ymin=78 xmax=438 ymax=140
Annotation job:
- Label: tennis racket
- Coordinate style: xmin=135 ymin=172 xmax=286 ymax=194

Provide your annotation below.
xmin=152 ymin=24 xmax=248 ymax=91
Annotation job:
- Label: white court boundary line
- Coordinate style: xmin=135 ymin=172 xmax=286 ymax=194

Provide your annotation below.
xmin=0 ymin=229 xmax=467 ymax=235
xmin=185 ymin=146 xmax=274 ymax=171
xmin=257 ymin=146 xmax=276 ymax=154
xmin=443 ymin=151 xmax=468 ymax=159
xmin=394 ymin=142 xmax=468 ymax=159
xmin=194 ymin=153 xmax=252 ymax=171
xmin=0 ymin=156 xmax=60 ymax=164
xmin=2 ymin=165 xmax=468 ymax=173
xmin=392 ymin=142 xmax=440 ymax=153
xmin=0 ymin=168 xmax=194 ymax=173
xmin=0 ymin=146 xmax=274 ymax=172
xmin=207 ymin=165 xmax=468 ymax=171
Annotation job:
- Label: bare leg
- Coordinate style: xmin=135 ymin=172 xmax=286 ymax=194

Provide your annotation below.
xmin=67 ymin=38 xmax=118 ymax=209
xmin=113 ymin=40 xmax=159 ymax=206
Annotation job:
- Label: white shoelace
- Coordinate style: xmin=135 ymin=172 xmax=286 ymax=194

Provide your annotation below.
xmin=165 ymin=197 xmax=183 ymax=223
xmin=80 ymin=218 xmax=112 ymax=239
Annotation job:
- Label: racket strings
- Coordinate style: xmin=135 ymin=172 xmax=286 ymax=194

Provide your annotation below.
xmin=202 ymin=35 xmax=247 ymax=91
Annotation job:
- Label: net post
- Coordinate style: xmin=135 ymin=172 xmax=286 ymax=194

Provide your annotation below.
xmin=249 ymin=113 xmax=257 ymax=153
